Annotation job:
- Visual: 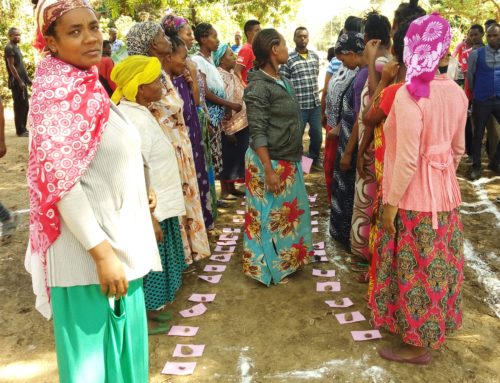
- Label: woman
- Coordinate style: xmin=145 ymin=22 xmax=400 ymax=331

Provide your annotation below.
xmin=243 ymin=28 xmax=313 ymax=286
xmin=27 ymin=2 xmax=160 ymax=381
xmin=214 ymin=43 xmax=249 ymax=199
xmin=329 ymin=32 xmax=365 ymax=250
xmin=112 ymin=56 xmax=187 ymax=334
xmin=192 ymin=23 xmax=242 ymax=181
xmin=126 ymin=22 xmax=211 ymax=266
xmin=371 ymin=14 xmax=467 ymax=364
xmin=161 ymin=14 xmax=215 ymax=230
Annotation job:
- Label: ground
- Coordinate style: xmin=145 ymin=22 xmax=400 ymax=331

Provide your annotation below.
xmin=0 ymin=108 xmax=499 ymax=383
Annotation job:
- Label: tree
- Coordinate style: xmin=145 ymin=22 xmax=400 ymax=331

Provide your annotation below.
xmin=429 ymin=0 xmax=499 ymax=25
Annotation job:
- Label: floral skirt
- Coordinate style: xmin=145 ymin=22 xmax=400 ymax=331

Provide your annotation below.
xmin=370 ymin=208 xmax=464 ymax=349
xmin=243 ymin=149 xmax=314 ymax=285
xmin=198 ymin=108 xmax=217 ymax=223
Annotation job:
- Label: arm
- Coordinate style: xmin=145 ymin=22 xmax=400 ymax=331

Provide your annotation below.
xmin=234 ymin=64 xmax=245 ymax=83
xmin=365 ymin=40 xmax=382 ymax=96
xmin=0 ymin=97 xmax=5 ymax=157
xmin=452 ymin=95 xmax=467 ymax=170
xmin=5 ymin=51 xmax=25 ymax=88
xmin=340 ymin=117 xmax=359 ymax=171
xmin=321 ymin=73 xmax=333 ymax=127
xmin=186 ymin=59 xmax=200 ymax=105
xmin=467 ymin=50 xmax=478 ymax=92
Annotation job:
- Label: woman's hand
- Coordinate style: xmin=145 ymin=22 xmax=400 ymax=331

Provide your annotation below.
xmin=95 ymin=251 xmax=128 ymax=299
xmin=381 ymin=60 xmax=400 ymax=85
xmin=182 ymin=68 xmax=194 ymax=88
xmin=340 ymin=151 xmax=353 ymax=171
xmin=264 ymin=166 xmax=281 ymax=194
xmin=382 ymin=204 xmax=398 ymax=235
xmin=152 ymin=215 xmax=164 ymax=243
xmin=230 ymin=102 xmax=243 ymax=113
xmin=148 ymin=188 xmax=157 ymax=213
xmin=364 ymin=39 xmax=381 ymax=63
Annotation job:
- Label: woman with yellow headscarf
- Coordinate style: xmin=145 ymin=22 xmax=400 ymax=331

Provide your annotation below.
xmin=112 ymin=56 xmax=187 ymax=334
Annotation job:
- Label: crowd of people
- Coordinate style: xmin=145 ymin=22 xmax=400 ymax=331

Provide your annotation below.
xmin=0 ymin=0 xmax=498 ymax=380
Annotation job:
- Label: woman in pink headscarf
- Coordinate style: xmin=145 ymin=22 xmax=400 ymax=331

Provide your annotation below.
xmin=370 ymin=13 xmax=468 ymax=364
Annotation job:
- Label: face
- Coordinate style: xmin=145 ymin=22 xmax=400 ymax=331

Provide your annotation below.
xmin=221 ymin=47 xmax=236 ymax=69
xmin=337 ymin=52 xmax=358 ymax=70
xmin=294 ymin=29 xmax=309 ymax=50
xmin=247 ymin=24 xmax=261 ymax=41
xmin=487 ymin=26 xmax=500 ymax=49
xmin=235 ymin=34 xmax=241 ymax=44
xmin=9 ymin=29 xmax=21 ymax=44
xmin=46 ymin=8 xmax=103 ymax=69
xmin=274 ymin=36 xmax=289 ymax=65
xmin=138 ymin=76 xmax=163 ymax=104
xmin=102 ymin=43 xmax=112 ymax=57
xmin=468 ymin=28 xmax=484 ymax=45
xmin=151 ymin=29 xmax=172 ymax=56
xmin=167 ymin=44 xmax=188 ymax=76
xmin=109 ymin=29 xmax=117 ymax=42
xmin=202 ymin=27 xmax=219 ymax=52
xmin=177 ymin=24 xmax=194 ymax=50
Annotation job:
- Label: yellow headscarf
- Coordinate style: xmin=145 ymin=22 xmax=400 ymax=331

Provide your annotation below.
xmin=110 ymin=55 xmax=162 ymax=104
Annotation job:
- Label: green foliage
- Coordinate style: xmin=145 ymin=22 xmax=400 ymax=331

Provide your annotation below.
xmin=429 ymin=0 xmax=499 ymax=26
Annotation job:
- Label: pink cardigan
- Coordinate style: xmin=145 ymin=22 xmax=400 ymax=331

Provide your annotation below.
xmin=382 ymin=75 xmax=468 ymax=229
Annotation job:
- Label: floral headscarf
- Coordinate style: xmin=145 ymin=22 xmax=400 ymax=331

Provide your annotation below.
xmin=403 ymin=13 xmax=452 ymax=99
xmin=335 ymin=32 xmax=365 ymax=54
xmin=126 ymin=21 xmax=162 ymax=56
xmin=161 ymin=13 xmax=188 ymax=35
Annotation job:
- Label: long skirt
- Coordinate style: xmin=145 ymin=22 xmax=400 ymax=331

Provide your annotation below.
xmin=143 ymin=218 xmax=186 ymax=310
xmin=199 ymin=108 xmax=218 ymax=220
xmin=323 ymin=126 xmax=339 ymax=204
xmin=209 ymin=122 xmax=223 ymax=177
xmin=350 ymin=123 xmax=377 ymax=261
xmin=243 ymin=148 xmax=314 ymax=285
xmin=370 ymin=208 xmax=464 ymax=349
xmin=51 ymin=279 xmax=148 ymax=383
xmin=220 ymin=127 xmax=250 ymax=181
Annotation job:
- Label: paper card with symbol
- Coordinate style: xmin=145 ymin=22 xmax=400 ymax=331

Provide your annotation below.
xmin=319 ymin=256 xmax=328 ymax=262
xmin=217 ymin=240 xmax=237 ymax=246
xmin=310 ymin=210 xmax=319 ymax=216
xmin=188 ymin=293 xmax=216 ymax=303
xmin=301 ymin=156 xmax=313 ymax=174
xmin=223 ymin=228 xmax=241 ymax=233
xmin=168 ymin=326 xmax=199 ymax=337
xmin=311 ymin=220 xmax=319 ymax=225
xmin=203 ymin=265 xmax=227 ymax=273
xmin=198 ymin=274 xmax=222 ymax=284
xmin=233 ymin=217 xmax=245 ymax=223
xmin=314 ymin=249 xmax=326 ymax=256
xmin=335 ymin=311 xmax=366 ymax=324
xmin=308 ymin=195 xmax=317 ymax=202
xmin=351 ymin=330 xmax=382 ymax=341
xmin=162 ymin=362 xmax=196 ymax=376
xmin=236 ymin=210 xmax=245 ymax=215
xmin=325 ymin=297 xmax=354 ymax=308
xmin=314 ymin=241 xmax=325 ymax=249
xmin=312 ymin=227 xmax=319 ymax=233
xmin=219 ymin=234 xmax=239 ymax=241
xmin=316 ymin=281 xmax=340 ymax=292
xmin=173 ymin=344 xmax=206 ymax=358
xmin=214 ymin=245 xmax=236 ymax=253
xmin=209 ymin=254 xmax=232 ymax=262
xmin=312 ymin=269 xmax=336 ymax=277
xmin=179 ymin=303 xmax=208 ymax=318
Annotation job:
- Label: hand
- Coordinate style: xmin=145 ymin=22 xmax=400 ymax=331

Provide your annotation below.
xmin=148 ymin=188 xmax=157 ymax=213
xmin=18 ymin=81 xmax=27 ymax=91
xmin=382 ymin=204 xmax=398 ymax=235
xmin=364 ymin=39 xmax=381 ymax=62
xmin=264 ymin=167 xmax=281 ymax=194
xmin=225 ymin=133 xmax=237 ymax=146
xmin=381 ymin=60 xmax=400 ymax=85
xmin=0 ymin=142 xmax=6 ymax=158
xmin=340 ymin=151 xmax=352 ymax=171
xmin=152 ymin=216 xmax=164 ymax=243
xmin=321 ymin=114 xmax=327 ymax=128
xmin=356 ymin=152 xmax=366 ymax=179
xmin=230 ymin=102 xmax=242 ymax=113
xmin=95 ymin=252 xmax=128 ymax=299
xmin=182 ymin=68 xmax=193 ymax=87
xmin=326 ymin=129 xmax=336 ymax=139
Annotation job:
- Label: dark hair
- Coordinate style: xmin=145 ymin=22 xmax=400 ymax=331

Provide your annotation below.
xmin=7 ymin=27 xmax=20 ymax=37
xmin=344 ymin=16 xmax=364 ymax=33
xmin=393 ymin=16 xmax=418 ymax=63
xmin=102 ymin=40 xmax=111 ymax=48
xmin=244 ymin=19 xmax=260 ymax=38
xmin=364 ymin=11 xmax=391 ymax=46
xmin=327 ymin=46 xmax=336 ymax=61
xmin=470 ymin=24 xmax=484 ymax=34
xmin=294 ymin=26 xmax=308 ymax=36
xmin=394 ymin=0 xmax=426 ymax=27
xmin=170 ymin=34 xmax=186 ymax=53
xmin=194 ymin=22 xmax=213 ymax=43
xmin=252 ymin=28 xmax=282 ymax=69
xmin=485 ymin=19 xmax=497 ymax=29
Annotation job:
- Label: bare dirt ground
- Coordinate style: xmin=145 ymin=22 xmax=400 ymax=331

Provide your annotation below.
xmin=0 ymin=108 xmax=499 ymax=383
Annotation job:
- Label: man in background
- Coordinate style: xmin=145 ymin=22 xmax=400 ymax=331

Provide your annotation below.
xmin=108 ymin=27 xmax=125 ymax=55
xmin=4 ymin=27 xmax=31 ymax=137
xmin=235 ymin=19 xmax=261 ymax=85
xmin=232 ymin=32 xmax=242 ymax=54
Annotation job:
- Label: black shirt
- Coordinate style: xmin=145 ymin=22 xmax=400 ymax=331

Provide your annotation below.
xmin=4 ymin=42 xmax=31 ymax=88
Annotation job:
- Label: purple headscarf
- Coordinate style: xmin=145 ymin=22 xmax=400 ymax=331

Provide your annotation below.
xmin=161 ymin=13 xmax=188 ymax=34
xmin=403 ymin=12 xmax=452 ymax=100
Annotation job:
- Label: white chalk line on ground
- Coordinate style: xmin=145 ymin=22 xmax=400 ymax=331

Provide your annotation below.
xmin=238 ymin=346 xmax=253 ymax=383
xmin=458 ymin=177 xmax=500 ymax=226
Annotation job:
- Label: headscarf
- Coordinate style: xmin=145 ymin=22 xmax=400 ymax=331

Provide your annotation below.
xmin=403 ymin=13 xmax=452 ymax=99
xmin=161 ymin=13 xmax=188 ymax=35
xmin=110 ymin=56 xmax=162 ymax=103
xmin=34 ymin=0 xmax=93 ymax=52
xmin=335 ymin=32 xmax=365 ymax=54
xmin=126 ymin=21 xmax=162 ymax=56
xmin=213 ymin=43 xmax=230 ymax=67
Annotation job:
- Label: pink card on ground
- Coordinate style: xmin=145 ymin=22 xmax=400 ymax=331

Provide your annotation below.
xmin=236 ymin=210 xmax=245 ymax=215
xmin=312 ymin=269 xmax=336 ymax=277
xmin=173 ymin=344 xmax=206 ymax=358
xmin=188 ymin=293 xmax=216 ymax=303
xmin=209 ymin=254 xmax=232 ymax=263
xmin=179 ymin=303 xmax=208 ymax=318
xmin=198 ymin=274 xmax=222 ymax=284
xmin=241 ymin=201 xmax=246 ymax=206
xmin=312 ymin=227 xmax=319 ymax=233
xmin=219 ymin=234 xmax=238 ymax=241
xmin=217 ymin=240 xmax=237 ymax=246
xmin=314 ymin=242 xmax=325 ymax=249
xmin=325 ymin=297 xmax=354 ymax=308
xmin=316 ymin=281 xmax=341 ymax=292
xmin=203 ymin=265 xmax=227 ymax=273
xmin=336 ymin=311 xmax=366 ymax=324
xmin=214 ymin=245 xmax=236 ymax=253
xmin=311 ymin=210 xmax=319 ymax=216
xmin=168 ymin=326 xmax=199 ymax=337
xmin=223 ymin=228 xmax=241 ymax=233
xmin=314 ymin=249 xmax=326 ymax=256
xmin=301 ymin=156 xmax=313 ymax=174
xmin=162 ymin=362 xmax=196 ymax=375
xmin=233 ymin=217 xmax=244 ymax=223
xmin=319 ymin=256 xmax=328 ymax=262
xmin=311 ymin=220 xmax=319 ymax=225
xmin=351 ymin=330 xmax=382 ymax=341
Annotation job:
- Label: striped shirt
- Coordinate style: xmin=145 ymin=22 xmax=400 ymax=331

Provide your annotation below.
xmin=280 ymin=50 xmax=320 ymax=110
xmin=326 ymin=57 xmax=342 ymax=76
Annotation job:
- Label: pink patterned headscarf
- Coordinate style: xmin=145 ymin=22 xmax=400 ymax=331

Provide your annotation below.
xmin=403 ymin=12 xmax=451 ymax=99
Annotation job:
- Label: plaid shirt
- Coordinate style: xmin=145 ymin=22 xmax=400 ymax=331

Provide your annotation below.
xmin=279 ymin=50 xmax=320 ymax=109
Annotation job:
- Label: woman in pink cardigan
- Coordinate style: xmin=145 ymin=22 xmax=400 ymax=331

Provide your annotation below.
xmin=371 ymin=14 xmax=468 ymax=365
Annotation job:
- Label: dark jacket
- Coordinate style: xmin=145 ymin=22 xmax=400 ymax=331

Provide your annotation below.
xmin=244 ymin=69 xmax=304 ymax=162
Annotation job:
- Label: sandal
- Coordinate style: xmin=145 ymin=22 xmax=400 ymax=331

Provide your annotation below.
xmin=279 ymin=278 xmax=289 ymax=285
xmin=378 ymin=347 xmax=432 ymax=365
xmin=148 ymin=322 xmax=171 ymax=336
xmin=229 ymin=189 xmax=245 ymax=197
xmin=149 ymin=311 xmax=173 ymax=323
xmin=183 ymin=264 xmax=197 ymax=274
